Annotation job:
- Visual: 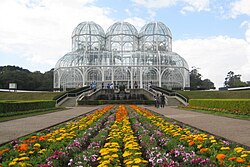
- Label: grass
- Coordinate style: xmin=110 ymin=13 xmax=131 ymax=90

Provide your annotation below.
xmin=177 ymin=90 xmax=250 ymax=99
xmin=179 ymin=106 xmax=250 ymax=121
xmin=0 ymin=107 xmax=66 ymax=122
xmin=0 ymin=92 xmax=62 ymax=100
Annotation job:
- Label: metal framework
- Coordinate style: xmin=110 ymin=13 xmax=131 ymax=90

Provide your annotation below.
xmin=54 ymin=21 xmax=190 ymax=90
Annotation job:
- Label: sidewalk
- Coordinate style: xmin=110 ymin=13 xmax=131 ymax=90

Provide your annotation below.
xmin=144 ymin=106 xmax=250 ymax=148
xmin=0 ymin=106 xmax=98 ymax=145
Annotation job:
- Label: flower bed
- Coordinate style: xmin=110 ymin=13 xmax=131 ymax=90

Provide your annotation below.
xmin=188 ymin=99 xmax=250 ymax=115
xmin=0 ymin=105 xmax=250 ymax=167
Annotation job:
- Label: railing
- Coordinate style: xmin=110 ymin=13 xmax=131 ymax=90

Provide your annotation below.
xmin=150 ymin=86 xmax=188 ymax=104
xmin=55 ymin=86 xmax=91 ymax=106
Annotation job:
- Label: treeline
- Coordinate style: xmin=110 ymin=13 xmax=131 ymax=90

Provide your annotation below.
xmin=0 ymin=66 xmax=53 ymax=91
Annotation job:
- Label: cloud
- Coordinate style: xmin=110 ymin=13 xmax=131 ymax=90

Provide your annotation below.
xmin=173 ymin=34 xmax=250 ymax=88
xmin=132 ymin=0 xmax=210 ymax=16
xmin=230 ymin=0 xmax=250 ymax=18
xmin=124 ymin=17 xmax=146 ymax=31
xmin=181 ymin=0 xmax=210 ymax=14
xmin=132 ymin=0 xmax=176 ymax=9
xmin=0 ymin=0 xmax=114 ymax=71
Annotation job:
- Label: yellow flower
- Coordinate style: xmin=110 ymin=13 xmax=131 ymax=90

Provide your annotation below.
xmin=112 ymin=154 xmax=118 ymax=158
xmin=28 ymin=151 xmax=34 ymax=154
xmin=100 ymin=148 xmax=109 ymax=156
xmin=123 ymin=151 xmax=132 ymax=157
xmin=234 ymin=147 xmax=244 ymax=153
xmin=8 ymin=161 xmax=17 ymax=166
xmin=56 ymin=137 xmax=63 ymax=141
xmin=38 ymin=149 xmax=46 ymax=154
xmin=220 ymin=147 xmax=230 ymax=151
xmin=241 ymin=154 xmax=248 ymax=158
xmin=209 ymin=136 xmax=215 ymax=140
xmin=134 ymin=158 xmax=142 ymax=164
xmin=33 ymin=143 xmax=41 ymax=148
xmin=210 ymin=140 xmax=217 ymax=143
xmin=125 ymin=161 xmax=133 ymax=165
xmin=19 ymin=157 xmax=30 ymax=161
xmin=242 ymin=150 xmax=250 ymax=154
xmin=12 ymin=158 xmax=19 ymax=162
xmin=19 ymin=153 xmax=26 ymax=157
xmin=100 ymin=160 xmax=110 ymax=165
xmin=197 ymin=144 xmax=202 ymax=149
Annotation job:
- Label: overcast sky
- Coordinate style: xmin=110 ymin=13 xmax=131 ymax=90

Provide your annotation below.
xmin=0 ymin=0 xmax=250 ymax=89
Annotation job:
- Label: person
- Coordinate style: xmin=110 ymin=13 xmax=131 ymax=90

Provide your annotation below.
xmin=155 ymin=94 xmax=160 ymax=108
xmin=111 ymin=83 xmax=114 ymax=89
xmin=102 ymin=82 xmax=104 ymax=89
xmin=160 ymin=93 xmax=165 ymax=108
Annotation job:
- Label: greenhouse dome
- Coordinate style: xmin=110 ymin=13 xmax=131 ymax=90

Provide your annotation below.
xmin=71 ymin=21 xmax=105 ymax=51
xmin=54 ymin=21 xmax=190 ymax=90
xmin=139 ymin=21 xmax=172 ymax=52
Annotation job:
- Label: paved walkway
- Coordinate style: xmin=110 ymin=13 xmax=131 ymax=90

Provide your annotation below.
xmin=0 ymin=106 xmax=98 ymax=145
xmin=144 ymin=106 xmax=250 ymax=148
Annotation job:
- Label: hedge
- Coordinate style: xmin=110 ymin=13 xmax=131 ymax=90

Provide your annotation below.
xmin=78 ymin=100 xmax=154 ymax=105
xmin=0 ymin=100 xmax=56 ymax=113
xmin=189 ymin=99 xmax=250 ymax=115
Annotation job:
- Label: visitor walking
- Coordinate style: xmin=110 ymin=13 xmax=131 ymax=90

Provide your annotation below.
xmin=154 ymin=94 xmax=160 ymax=108
xmin=160 ymin=93 xmax=165 ymax=108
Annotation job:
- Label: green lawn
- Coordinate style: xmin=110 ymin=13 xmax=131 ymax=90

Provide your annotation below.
xmin=0 ymin=107 xmax=65 ymax=122
xmin=0 ymin=92 xmax=63 ymax=100
xmin=178 ymin=90 xmax=250 ymax=99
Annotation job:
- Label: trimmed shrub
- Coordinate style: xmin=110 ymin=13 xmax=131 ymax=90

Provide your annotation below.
xmin=0 ymin=100 xmax=56 ymax=113
xmin=189 ymin=99 xmax=250 ymax=115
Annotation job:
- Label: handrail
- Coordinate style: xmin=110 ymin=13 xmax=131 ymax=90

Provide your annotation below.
xmin=55 ymin=86 xmax=91 ymax=105
xmin=150 ymin=86 xmax=188 ymax=103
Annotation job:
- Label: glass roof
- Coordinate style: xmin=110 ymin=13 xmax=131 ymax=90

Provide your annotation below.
xmin=72 ymin=21 xmax=105 ymax=38
xmin=106 ymin=22 xmax=138 ymax=37
xmin=139 ymin=21 xmax=172 ymax=38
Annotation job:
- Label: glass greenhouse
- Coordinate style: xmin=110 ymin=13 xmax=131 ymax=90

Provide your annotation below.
xmin=54 ymin=21 xmax=190 ymax=90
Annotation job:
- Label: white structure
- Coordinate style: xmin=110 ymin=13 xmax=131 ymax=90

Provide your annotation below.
xmin=54 ymin=21 xmax=190 ymax=90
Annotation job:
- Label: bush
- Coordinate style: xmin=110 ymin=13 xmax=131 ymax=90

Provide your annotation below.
xmin=0 ymin=100 xmax=56 ymax=113
xmin=78 ymin=100 xmax=154 ymax=105
xmin=189 ymin=99 xmax=250 ymax=115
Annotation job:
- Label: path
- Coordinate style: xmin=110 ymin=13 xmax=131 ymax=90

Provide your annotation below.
xmin=144 ymin=106 xmax=250 ymax=147
xmin=0 ymin=106 xmax=98 ymax=145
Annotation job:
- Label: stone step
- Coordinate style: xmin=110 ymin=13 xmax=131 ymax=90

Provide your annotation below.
xmin=60 ymin=97 xmax=77 ymax=107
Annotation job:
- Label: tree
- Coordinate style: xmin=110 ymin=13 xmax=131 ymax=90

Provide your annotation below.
xmin=0 ymin=66 xmax=53 ymax=91
xmin=224 ymin=71 xmax=247 ymax=88
xmin=190 ymin=67 xmax=215 ymax=90
xmin=201 ymin=79 xmax=215 ymax=90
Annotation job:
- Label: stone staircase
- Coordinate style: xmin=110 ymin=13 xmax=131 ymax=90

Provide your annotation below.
xmin=60 ymin=97 xmax=77 ymax=107
xmin=167 ymin=97 xmax=182 ymax=106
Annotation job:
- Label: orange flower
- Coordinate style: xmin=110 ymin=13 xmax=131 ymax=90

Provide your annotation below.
xmin=189 ymin=140 xmax=195 ymax=146
xmin=228 ymin=156 xmax=236 ymax=161
xmin=39 ymin=136 xmax=47 ymax=141
xmin=236 ymin=157 xmax=245 ymax=163
xmin=200 ymin=148 xmax=209 ymax=152
xmin=197 ymin=137 xmax=205 ymax=142
xmin=216 ymin=154 xmax=226 ymax=160
xmin=18 ymin=144 xmax=29 ymax=151
xmin=0 ymin=148 xmax=9 ymax=155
